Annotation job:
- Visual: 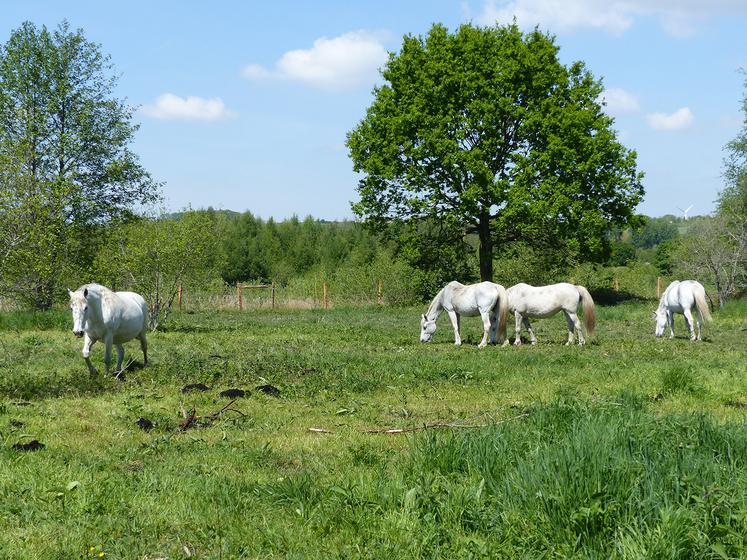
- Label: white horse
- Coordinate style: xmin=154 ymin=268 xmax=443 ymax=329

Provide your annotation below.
xmin=68 ymin=283 xmax=148 ymax=377
xmin=654 ymin=280 xmax=712 ymax=341
xmin=420 ymin=281 xmax=509 ymax=347
xmin=505 ymin=282 xmax=596 ymax=346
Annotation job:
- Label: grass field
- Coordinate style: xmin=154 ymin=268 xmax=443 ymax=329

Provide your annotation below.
xmin=1 ymin=300 xmax=746 ymax=559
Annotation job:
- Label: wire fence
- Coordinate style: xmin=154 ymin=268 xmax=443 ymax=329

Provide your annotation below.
xmin=175 ymin=280 xmax=390 ymax=311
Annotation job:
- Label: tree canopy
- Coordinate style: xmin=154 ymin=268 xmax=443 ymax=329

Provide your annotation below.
xmin=347 ymin=23 xmax=644 ymax=281
xmin=0 ymin=21 xmax=159 ymax=307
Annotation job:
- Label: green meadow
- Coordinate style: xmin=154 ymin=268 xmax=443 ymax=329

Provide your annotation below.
xmin=1 ymin=300 xmax=746 ymax=559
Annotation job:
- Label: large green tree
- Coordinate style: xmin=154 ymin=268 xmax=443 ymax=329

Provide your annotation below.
xmin=347 ymin=23 xmax=644 ymax=281
xmin=0 ymin=21 xmax=159 ymax=308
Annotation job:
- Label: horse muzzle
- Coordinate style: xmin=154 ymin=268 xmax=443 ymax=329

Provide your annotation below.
xmin=73 ymin=330 xmax=84 ymax=338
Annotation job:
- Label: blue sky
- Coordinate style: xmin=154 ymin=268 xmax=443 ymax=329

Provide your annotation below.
xmin=2 ymin=1 xmax=746 ymax=220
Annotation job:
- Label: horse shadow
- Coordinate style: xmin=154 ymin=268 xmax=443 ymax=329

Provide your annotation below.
xmin=589 ymin=288 xmax=650 ymax=306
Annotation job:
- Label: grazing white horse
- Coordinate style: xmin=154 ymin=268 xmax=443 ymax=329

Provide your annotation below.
xmin=420 ymin=281 xmax=509 ymax=347
xmin=506 ymin=282 xmax=596 ymax=346
xmin=654 ymin=280 xmax=712 ymax=341
xmin=68 ymin=283 xmax=148 ymax=377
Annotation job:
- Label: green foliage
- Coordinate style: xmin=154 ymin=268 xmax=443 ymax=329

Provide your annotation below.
xmin=630 ymin=216 xmax=680 ymax=249
xmin=391 ymin=218 xmax=478 ymax=300
xmin=94 ymin=210 xmax=224 ymax=330
xmin=348 ymin=22 xmax=643 ymax=280
xmin=0 ymin=21 xmax=159 ymax=308
xmin=220 ymin=213 xmax=387 ymax=286
xmin=654 ymin=239 xmax=675 ymax=275
xmin=608 ymin=240 xmax=637 ymax=266
xmin=493 ymin=241 xmax=573 ymax=287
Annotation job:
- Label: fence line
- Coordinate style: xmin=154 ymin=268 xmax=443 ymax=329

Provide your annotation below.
xmin=174 ymin=280 xmax=394 ymax=311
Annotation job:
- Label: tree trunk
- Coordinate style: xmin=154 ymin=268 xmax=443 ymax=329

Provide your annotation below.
xmin=478 ymin=213 xmax=493 ymax=282
xmin=34 ymin=280 xmax=55 ymax=311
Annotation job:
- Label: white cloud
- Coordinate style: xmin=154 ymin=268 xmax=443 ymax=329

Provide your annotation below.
xmin=141 ymin=94 xmax=235 ymax=122
xmin=474 ymin=0 xmax=633 ymax=34
xmin=599 ymin=88 xmax=640 ymax=115
xmin=470 ymin=0 xmax=747 ymax=36
xmin=646 ymin=107 xmax=694 ymax=131
xmin=243 ymin=30 xmax=389 ymax=92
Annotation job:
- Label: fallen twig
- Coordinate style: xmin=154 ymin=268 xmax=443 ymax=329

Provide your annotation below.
xmin=308 ymin=427 xmax=334 ymax=434
xmin=362 ymin=412 xmax=530 ymax=435
xmin=179 ymin=399 xmax=244 ymax=431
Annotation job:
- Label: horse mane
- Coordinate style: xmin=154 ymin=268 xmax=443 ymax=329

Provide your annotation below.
xmin=78 ymin=283 xmax=118 ymax=317
xmin=425 ymin=286 xmax=446 ymax=319
xmin=81 ymin=283 xmax=113 ymax=296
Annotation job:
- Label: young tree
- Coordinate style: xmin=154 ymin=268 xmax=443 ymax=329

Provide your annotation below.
xmin=675 ymin=74 xmax=747 ymax=305
xmin=96 ymin=211 xmax=225 ymax=330
xmin=347 ymin=23 xmax=644 ymax=281
xmin=0 ymin=21 xmax=159 ymax=308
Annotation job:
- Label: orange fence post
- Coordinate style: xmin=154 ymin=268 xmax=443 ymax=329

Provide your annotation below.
xmin=656 ymin=276 xmax=662 ymax=298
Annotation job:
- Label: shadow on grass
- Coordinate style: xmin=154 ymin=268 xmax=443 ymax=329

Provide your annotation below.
xmin=589 ymin=288 xmax=653 ymax=306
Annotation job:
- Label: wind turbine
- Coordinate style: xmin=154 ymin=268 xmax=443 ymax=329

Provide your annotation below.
xmin=677 ymin=204 xmax=693 ymax=220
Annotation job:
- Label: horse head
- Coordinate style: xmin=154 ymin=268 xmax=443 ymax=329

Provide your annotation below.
xmin=653 ymin=308 xmax=667 ymax=337
xmin=420 ymin=313 xmax=437 ymax=342
xmin=69 ymin=287 xmax=90 ymax=338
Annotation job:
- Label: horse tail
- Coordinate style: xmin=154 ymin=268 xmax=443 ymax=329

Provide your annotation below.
xmin=494 ymin=284 xmax=509 ymax=343
xmin=693 ymin=283 xmax=712 ymax=322
xmin=575 ymin=285 xmax=596 ymax=337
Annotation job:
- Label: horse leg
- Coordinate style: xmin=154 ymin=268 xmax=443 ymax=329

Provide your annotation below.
xmin=103 ymin=334 xmax=114 ymax=376
xmin=695 ymin=310 xmax=703 ymax=341
xmin=115 ymin=344 xmax=125 ymax=375
xmin=447 ymin=311 xmax=461 ymax=345
xmin=82 ymin=334 xmax=99 ymax=376
xmin=513 ymin=312 xmax=523 ymax=345
xmin=489 ymin=308 xmax=498 ymax=345
xmin=478 ymin=310 xmax=491 ymax=348
xmin=667 ymin=310 xmax=675 ymax=339
xmin=683 ymin=308 xmax=696 ymax=341
xmin=139 ymin=331 xmax=148 ymax=366
xmin=567 ymin=311 xmax=585 ymax=346
xmin=523 ymin=318 xmax=538 ymax=345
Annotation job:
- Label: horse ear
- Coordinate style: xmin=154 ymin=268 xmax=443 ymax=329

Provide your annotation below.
xmin=83 ymin=288 xmax=88 ymax=298
xmin=422 ymin=314 xmax=427 ymax=321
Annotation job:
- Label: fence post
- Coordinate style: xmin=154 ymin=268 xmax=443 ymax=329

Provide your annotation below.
xmin=177 ymin=284 xmax=183 ymax=311
xmin=271 ymin=282 xmax=276 ymax=309
xmin=377 ymin=280 xmax=383 ymax=304
xmin=323 ymin=282 xmax=329 ymax=309
xmin=656 ymin=276 xmax=662 ymax=298
xmin=237 ymin=284 xmax=243 ymax=311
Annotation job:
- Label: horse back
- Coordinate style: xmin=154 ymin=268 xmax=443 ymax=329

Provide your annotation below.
xmin=507 ymin=282 xmax=579 ymax=315
xmin=104 ymin=291 xmax=148 ymax=337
